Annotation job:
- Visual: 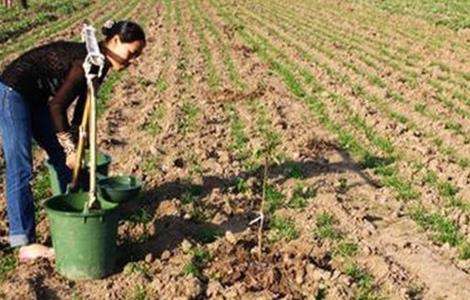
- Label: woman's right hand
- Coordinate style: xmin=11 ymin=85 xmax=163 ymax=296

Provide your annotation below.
xmin=57 ymin=131 xmax=76 ymax=169
xmin=66 ymin=152 xmax=77 ymax=170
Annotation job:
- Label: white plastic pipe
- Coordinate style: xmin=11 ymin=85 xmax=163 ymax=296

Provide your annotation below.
xmin=81 ymin=24 xmax=105 ymax=212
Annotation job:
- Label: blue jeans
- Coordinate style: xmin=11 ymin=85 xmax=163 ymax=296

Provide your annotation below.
xmin=0 ymin=80 xmax=72 ymax=247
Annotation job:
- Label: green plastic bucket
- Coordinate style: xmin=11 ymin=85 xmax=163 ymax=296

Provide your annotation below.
xmin=44 ymin=192 xmax=119 ymax=280
xmin=45 ymin=152 xmax=112 ymax=196
xmin=98 ymin=175 xmax=142 ymax=203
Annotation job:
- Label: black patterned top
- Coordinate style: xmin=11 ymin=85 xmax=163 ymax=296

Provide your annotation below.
xmin=0 ymin=41 xmax=111 ymax=132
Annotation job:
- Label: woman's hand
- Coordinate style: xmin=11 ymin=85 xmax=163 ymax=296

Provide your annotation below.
xmin=66 ymin=152 xmax=77 ymax=170
xmin=57 ymin=131 xmax=76 ymax=169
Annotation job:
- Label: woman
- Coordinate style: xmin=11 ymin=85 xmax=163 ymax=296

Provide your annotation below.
xmin=0 ymin=20 xmax=146 ymax=260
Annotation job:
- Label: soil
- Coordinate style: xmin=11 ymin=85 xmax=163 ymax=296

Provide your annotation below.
xmin=0 ymin=0 xmax=469 ymax=299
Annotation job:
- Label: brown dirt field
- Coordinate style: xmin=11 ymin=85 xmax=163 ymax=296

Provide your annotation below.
xmin=0 ymin=0 xmax=469 ymax=299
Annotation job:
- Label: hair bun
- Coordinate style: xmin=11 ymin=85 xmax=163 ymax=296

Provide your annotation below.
xmin=102 ymin=19 xmax=116 ymax=36
xmin=101 ymin=20 xmax=146 ymax=43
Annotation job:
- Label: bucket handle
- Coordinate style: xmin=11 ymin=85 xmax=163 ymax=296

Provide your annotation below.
xmin=65 ymin=183 xmax=75 ymax=195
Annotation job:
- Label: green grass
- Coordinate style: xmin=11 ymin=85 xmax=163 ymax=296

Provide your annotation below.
xmin=123 ymin=261 xmax=151 ymax=277
xmin=345 ymin=263 xmax=380 ymax=299
xmin=126 ymin=207 xmax=153 ymax=225
xmin=183 ymin=261 xmax=201 ymax=277
xmin=234 ymin=177 xmax=249 ymax=194
xmin=218 ymin=0 xmax=467 ymax=257
xmin=315 ymin=287 xmax=328 ymax=300
xmin=423 ymin=170 xmax=468 ymax=210
xmin=183 ymin=248 xmax=212 ymax=278
xmin=187 ymin=154 xmax=204 ymax=178
xmin=32 ymin=166 xmax=51 ymax=200
xmin=227 ymin=104 xmax=250 ymax=160
xmin=155 ymin=77 xmax=169 ymax=93
xmin=268 ymin=216 xmax=299 ymax=242
xmin=224 ymin=10 xmax=419 ymax=204
xmin=188 ymin=0 xmax=220 ymax=90
xmin=243 ymin=0 xmax=467 ymax=163
xmin=314 ymin=212 xmax=342 ymax=240
xmin=335 ymin=241 xmax=359 ymax=257
xmin=360 ymin=153 xmax=395 ymax=169
xmin=444 ymin=120 xmax=464 ymax=136
xmin=346 ymin=263 xmax=373 ymax=287
xmin=265 ymin=185 xmax=285 ymax=213
xmin=284 ymin=161 xmax=304 ymax=179
xmin=216 ymin=0 xmax=469 ymax=218
xmin=216 ymin=1 xmax=419 ymax=205
xmin=31 ymin=166 xmax=51 ymax=223
xmin=128 ymin=284 xmax=148 ymax=300
xmin=141 ymin=156 xmax=160 ymax=174
xmin=410 ymin=207 xmax=469 ymax=259
xmin=0 ymin=253 xmax=16 ymax=283
xmin=287 ymin=183 xmax=316 ymax=209
xmin=194 ymin=0 xmax=246 ymax=90
xmin=386 ymin=91 xmax=405 ymax=104
xmin=266 ymin=0 xmax=469 ymax=104
xmin=194 ymin=227 xmax=223 ymax=243
xmin=359 ymin=153 xmax=420 ymax=201
xmin=143 ymin=104 xmax=166 ymax=135
xmin=0 ymin=0 xmax=91 ymax=43
xmin=97 ymin=72 xmax=124 ymax=118
xmin=177 ymin=101 xmax=200 ymax=134
xmin=181 ymin=189 xmax=201 ymax=205
xmin=459 ymin=242 xmax=470 ymax=260
xmin=414 ymin=103 xmax=426 ymax=114
xmin=353 ymin=0 xmax=470 ymax=30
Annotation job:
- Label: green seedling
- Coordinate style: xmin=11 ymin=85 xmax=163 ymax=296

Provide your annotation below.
xmin=337 ymin=177 xmax=348 ymax=194
xmin=123 ymin=261 xmax=151 ymax=277
xmin=126 ymin=207 xmax=153 ymax=225
xmin=143 ymin=105 xmax=165 ymax=135
xmin=234 ymin=177 xmax=249 ymax=194
xmin=189 ymin=206 xmax=208 ymax=223
xmin=181 ymin=185 xmax=203 ymax=204
xmin=414 ymin=103 xmax=426 ymax=114
xmin=155 ymin=77 xmax=168 ymax=93
xmin=183 ymin=248 xmax=211 ymax=278
xmin=194 ymin=227 xmax=223 ymax=244
xmin=335 ymin=241 xmax=359 ymax=258
xmin=268 ymin=216 xmax=299 ymax=242
xmin=345 ymin=263 xmax=378 ymax=299
xmin=284 ymin=161 xmax=304 ymax=179
xmin=137 ymin=76 xmax=154 ymax=87
xmin=287 ymin=183 xmax=316 ymax=209
xmin=0 ymin=253 xmax=16 ymax=283
xmin=315 ymin=212 xmax=342 ymax=240
xmin=410 ymin=207 xmax=463 ymax=247
xmin=459 ymin=242 xmax=470 ymax=260
xmin=265 ymin=185 xmax=285 ymax=213
xmin=142 ymin=156 xmax=160 ymax=174
xmin=390 ymin=111 xmax=408 ymax=124
xmin=128 ymin=284 xmax=147 ymax=300
xmin=189 ymin=1 xmax=220 ymax=89
xmin=177 ymin=101 xmax=199 ymax=134
xmin=227 ymin=105 xmax=250 ymax=161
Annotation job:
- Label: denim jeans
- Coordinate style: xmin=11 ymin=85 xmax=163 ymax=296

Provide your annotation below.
xmin=0 ymin=80 xmax=72 ymax=247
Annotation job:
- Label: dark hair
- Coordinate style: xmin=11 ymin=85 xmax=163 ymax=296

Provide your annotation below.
xmin=101 ymin=20 xmax=146 ymax=43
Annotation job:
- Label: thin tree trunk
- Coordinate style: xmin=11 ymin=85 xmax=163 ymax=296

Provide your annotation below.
xmin=257 ymin=155 xmax=269 ymax=261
